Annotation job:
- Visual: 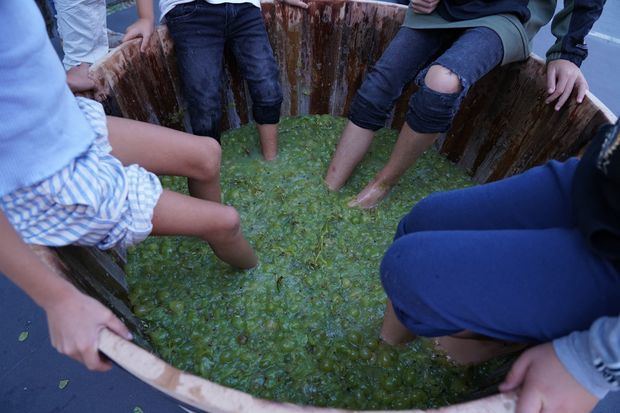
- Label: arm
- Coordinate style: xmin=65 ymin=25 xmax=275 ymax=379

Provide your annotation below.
xmin=500 ymin=316 xmax=620 ymax=413
xmin=122 ymin=0 xmax=155 ymax=53
xmin=0 ymin=211 xmax=131 ymax=371
xmin=410 ymin=0 xmax=440 ymax=14
xmin=280 ymin=0 xmax=309 ymax=9
xmin=545 ymin=0 xmax=606 ymax=110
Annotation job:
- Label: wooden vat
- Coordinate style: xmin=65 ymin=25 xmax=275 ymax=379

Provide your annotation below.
xmin=50 ymin=0 xmax=616 ymax=411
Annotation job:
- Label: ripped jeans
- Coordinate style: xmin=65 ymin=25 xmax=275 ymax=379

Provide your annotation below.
xmin=348 ymin=26 xmax=503 ymax=133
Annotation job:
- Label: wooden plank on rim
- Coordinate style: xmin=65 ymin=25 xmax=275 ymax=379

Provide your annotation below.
xmin=99 ymin=328 xmax=518 ymax=413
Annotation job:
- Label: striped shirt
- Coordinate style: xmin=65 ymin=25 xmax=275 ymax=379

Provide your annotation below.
xmin=0 ymin=98 xmax=162 ymax=250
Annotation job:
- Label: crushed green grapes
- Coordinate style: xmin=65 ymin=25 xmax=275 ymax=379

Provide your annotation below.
xmin=126 ymin=115 xmax=497 ymax=410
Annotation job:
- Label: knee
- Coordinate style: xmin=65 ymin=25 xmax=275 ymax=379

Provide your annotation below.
xmin=395 ymin=195 xmax=440 ymax=237
xmin=380 ymin=236 xmax=419 ymax=301
xmin=212 ymin=206 xmax=241 ymax=238
xmin=407 ymin=195 xmax=441 ymax=230
xmin=381 ymin=232 xmax=444 ymax=297
xmin=424 ymin=65 xmax=462 ymax=94
xmin=380 ymin=235 xmax=443 ymax=328
xmin=406 ymin=65 xmax=464 ymax=133
xmin=380 ymin=244 xmax=401 ymax=296
xmin=219 ymin=206 xmax=241 ymax=236
xmin=191 ymin=137 xmax=221 ymax=182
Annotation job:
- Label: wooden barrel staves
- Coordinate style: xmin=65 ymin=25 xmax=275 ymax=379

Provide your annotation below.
xmin=49 ymin=0 xmax=617 ymax=411
xmin=90 ymin=0 xmax=616 ymax=182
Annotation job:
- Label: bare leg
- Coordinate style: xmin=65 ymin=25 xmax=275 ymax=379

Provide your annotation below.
xmin=107 ymin=116 xmax=222 ymax=203
xmin=350 ymin=123 xmax=438 ymax=209
xmin=380 ymin=299 xmax=417 ymax=345
xmin=434 ymin=335 xmax=529 ymax=365
xmin=256 ymin=123 xmax=278 ymax=161
xmin=381 ymin=299 xmax=527 ymax=363
xmin=351 ymin=65 xmax=465 ymax=209
xmin=66 ymin=63 xmax=95 ymax=92
xmin=152 ymin=190 xmax=257 ymax=269
xmin=324 ymin=121 xmax=375 ymax=191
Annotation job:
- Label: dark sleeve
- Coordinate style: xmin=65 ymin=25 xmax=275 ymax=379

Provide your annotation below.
xmin=572 ymin=121 xmax=620 ymax=262
xmin=546 ymin=0 xmax=606 ymax=67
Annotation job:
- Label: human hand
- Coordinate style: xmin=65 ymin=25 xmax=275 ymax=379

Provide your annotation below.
xmin=45 ymin=288 xmax=132 ymax=371
xmin=499 ymin=343 xmax=598 ymax=413
xmin=411 ymin=0 xmax=440 ymax=14
xmin=545 ymin=59 xmax=589 ymax=111
xmin=123 ymin=18 xmax=155 ymax=53
xmin=280 ymin=0 xmax=308 ymax=9
xmin=66 ymin=63 xmax=95 ymax=93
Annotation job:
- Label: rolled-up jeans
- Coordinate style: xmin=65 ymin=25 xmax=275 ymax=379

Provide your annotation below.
xmin=166 ymin=1 xmax=283 ymax=141
xmin=349 ymin=26 xmax=503 ymax=133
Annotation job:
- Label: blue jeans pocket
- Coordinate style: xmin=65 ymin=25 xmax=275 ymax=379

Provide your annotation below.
xmin=165 ymin=1 xmax=198 ymax=23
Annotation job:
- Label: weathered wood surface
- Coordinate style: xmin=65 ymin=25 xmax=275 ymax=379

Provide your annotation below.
xmin=31 ymin=245 xmax=151 ymax=349
xmin=99 ymin=328 xmax=518 ymax=413
xmin=91 ymin=0 xmax=615 ymax=183
xmin=439 ymin=55 xmax=616 ymax=182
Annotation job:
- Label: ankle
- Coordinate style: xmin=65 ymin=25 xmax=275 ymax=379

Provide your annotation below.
xmin=261 ymin=147 xmax=277 ymax=161
xmin=324 ymin=176 xmax=343 ymax=192
xmin=257 ymin=123 xmax=278 ymax=160
xmin=370 ymin=176 xmax=395 ymax=190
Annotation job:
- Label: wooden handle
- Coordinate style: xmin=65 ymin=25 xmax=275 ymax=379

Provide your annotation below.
xmin=98 ymin=329 xmax=517 ymax=413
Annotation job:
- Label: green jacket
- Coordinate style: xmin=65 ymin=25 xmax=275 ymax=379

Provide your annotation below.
xmin=403 ymin=0 xmax=605 ymax=66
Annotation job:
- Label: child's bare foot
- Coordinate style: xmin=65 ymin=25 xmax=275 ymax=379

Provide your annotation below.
xmin=348 ymin=180 xmax=393 ymax=209
xmin=66 ymin=63 xmax=95 ymax=92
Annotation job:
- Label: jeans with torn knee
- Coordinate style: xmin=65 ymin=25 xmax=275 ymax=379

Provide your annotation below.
xmin=348 ymin=26 xmax=504 ymax=133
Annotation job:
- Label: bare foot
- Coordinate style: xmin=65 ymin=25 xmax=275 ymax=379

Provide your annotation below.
xmin=434 ymin=336 xmax=529 ymax=365
xmin=348 ymin=180 xmax=392 ymax=209
xmin=66 ymin=63 xmax=95 ymax=92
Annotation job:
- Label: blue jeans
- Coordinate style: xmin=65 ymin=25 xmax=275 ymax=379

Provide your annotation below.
xmin=349 ymin=26 xmax=503 ymax=133
xmin=380 ymin=0 xmax=410 ymax=5
xmin=166 ymin=1 xmax=282 ymax=141
xmin=380 ymin=159 xmax=620 ymax=342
